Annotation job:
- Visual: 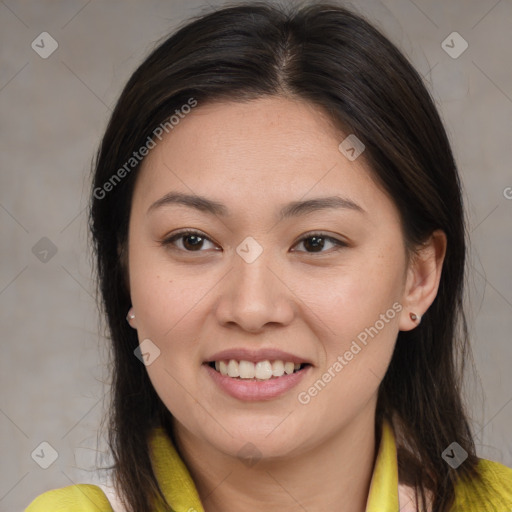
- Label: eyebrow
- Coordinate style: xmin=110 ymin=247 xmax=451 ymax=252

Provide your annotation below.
xmin=147 ymin=192 xmax=365 ymax=219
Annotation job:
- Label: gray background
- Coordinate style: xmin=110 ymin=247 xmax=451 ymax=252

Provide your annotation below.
xmin=1 ymin=0 xmax=511 ymax=510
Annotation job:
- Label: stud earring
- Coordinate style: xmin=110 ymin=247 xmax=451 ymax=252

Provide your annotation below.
xmin=409 ymin=312 xmax=421 ymax=323
xmin=126 ymin=309 xmax=135 ymax=322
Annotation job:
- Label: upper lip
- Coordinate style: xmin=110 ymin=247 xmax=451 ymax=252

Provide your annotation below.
xmin=205 ymin=348 xmax=313 ymax=365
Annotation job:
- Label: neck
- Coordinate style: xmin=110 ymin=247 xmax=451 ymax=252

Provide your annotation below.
xmin=173 ymin=400 xmax=379 ymax=512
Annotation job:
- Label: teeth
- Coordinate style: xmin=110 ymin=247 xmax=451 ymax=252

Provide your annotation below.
xmin=284 ymin=362 xmax=295 ymax=375
xmin=239 ymin=360 xmax=255 ymax=378
xmin=255 ymin=360 xmax=273 ymax=379
xmin=272 ymin=360 xmax=284 ymax=376
xmin=227 ymin=359 xmax=240 ymax=377
xmin=212 ymin=359 xmax=305 ymax=380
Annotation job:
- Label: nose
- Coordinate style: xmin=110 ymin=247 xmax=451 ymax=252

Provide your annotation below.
xmin=214 ymin=246 xmax=295 ymax=333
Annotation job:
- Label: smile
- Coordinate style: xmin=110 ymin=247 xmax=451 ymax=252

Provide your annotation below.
xmin=207 ymin=359 xmax=310 ymax=380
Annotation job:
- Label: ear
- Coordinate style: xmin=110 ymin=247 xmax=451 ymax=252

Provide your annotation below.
xmin=399 ymin=229 xmax=447 ymax=331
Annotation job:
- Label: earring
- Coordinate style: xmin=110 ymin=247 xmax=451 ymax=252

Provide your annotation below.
xmin=126 ymin=309 xmax=135 ymax=322
xmin=409 ymin=312 xmax=421 ymax=323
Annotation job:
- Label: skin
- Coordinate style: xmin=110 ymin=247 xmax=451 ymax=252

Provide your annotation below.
xmin=125 ymin=96 xmax=446 ymax=512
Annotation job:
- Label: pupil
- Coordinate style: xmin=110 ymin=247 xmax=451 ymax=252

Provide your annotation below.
xmin=184 ymin=234 xmax=203 ymax=250
xmin=305 ymin=236 xmax=324 ymax=252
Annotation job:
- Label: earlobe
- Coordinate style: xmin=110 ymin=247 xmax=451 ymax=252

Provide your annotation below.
xmin=399 ymin=229 xmax=447 ymax=331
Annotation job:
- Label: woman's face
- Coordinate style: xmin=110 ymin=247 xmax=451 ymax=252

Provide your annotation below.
xmin=126 ymin=96 xmax=416 ymax=460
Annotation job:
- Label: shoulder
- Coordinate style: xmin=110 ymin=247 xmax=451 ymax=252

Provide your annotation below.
xmin=25 ymin=483 xmax=113 ymax=512
xmin=452 ymin=458 xmax=512 ymax=511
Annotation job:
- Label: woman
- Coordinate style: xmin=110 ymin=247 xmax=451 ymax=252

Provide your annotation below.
xmin=25 ymin=2 xmax=512 ymax=511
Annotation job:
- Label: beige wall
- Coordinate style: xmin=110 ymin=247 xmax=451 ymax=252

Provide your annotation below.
xmin=1 ymin=1 xmax=511 ymax=510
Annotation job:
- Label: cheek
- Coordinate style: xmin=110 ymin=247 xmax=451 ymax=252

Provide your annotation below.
xmin=297 ymin=246 xmax=404 ymax=335
xmin=128 ymin=250 xmax=208 ymax=415
xmin=301 ymin=248 xmax=403 ymax=384
xmin=128 ymin=239 xmax=208 ymax=337
xmin=302 ymin=281 xmax=400 ymax=415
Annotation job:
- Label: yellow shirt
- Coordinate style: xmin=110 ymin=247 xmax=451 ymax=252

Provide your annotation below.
xmin=25 ymin=419 xmax=512 ymax=511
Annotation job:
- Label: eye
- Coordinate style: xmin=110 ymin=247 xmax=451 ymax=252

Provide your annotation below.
xmin=291 ymin=232 xmax=347 ymax=254
xmin=161 ymin=229 xmax=218 ymax=252
xmin=161 ymin=229 xmax=347 ymax=254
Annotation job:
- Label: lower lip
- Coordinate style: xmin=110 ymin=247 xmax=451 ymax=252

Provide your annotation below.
xmin=203 ymin=363 xmax=311 ymax=401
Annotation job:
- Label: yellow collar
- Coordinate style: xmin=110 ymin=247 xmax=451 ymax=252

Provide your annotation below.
xmin=149 ymin=418 xmax=400 ymax=512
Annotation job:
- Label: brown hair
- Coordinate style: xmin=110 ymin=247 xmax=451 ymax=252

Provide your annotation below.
xmin=89 ymin=2 xmax=482 ymax=510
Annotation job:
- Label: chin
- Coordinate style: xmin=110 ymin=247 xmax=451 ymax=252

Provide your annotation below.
xmin=206 ymin=423 xmax=307 ymax=461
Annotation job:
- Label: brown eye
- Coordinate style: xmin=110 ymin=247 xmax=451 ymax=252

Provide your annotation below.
xmin=292 ymin=233 xmax=347 ymax=254
xmin=181 ymin=233 xmax=205 ymax=251
xmin=161 ymin=230 xmax=347 ymax=255
xmin=162 ymin=230 xmax=217 ymax=252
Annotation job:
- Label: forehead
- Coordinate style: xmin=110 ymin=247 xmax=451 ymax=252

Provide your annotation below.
xmin=131 ymin=96 xmax=393 ymax=222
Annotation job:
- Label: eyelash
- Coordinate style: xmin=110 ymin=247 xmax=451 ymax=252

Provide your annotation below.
xmin=160 ymin=229 xmax=348 ymax=255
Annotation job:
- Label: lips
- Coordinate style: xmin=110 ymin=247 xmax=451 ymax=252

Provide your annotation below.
xmin=203 ymin=361 xmax=311 ymax=401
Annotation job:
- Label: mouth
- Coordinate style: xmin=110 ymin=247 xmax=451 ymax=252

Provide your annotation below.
xmin=204 ymin=359 xmax=312 ymax=381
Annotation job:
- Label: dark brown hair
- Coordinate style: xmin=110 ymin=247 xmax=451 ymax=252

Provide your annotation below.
xmin=89 ymin=2 xmax=483 ymax=510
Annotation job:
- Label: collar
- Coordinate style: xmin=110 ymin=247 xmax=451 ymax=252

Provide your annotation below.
xmin=149 ymin=418 xmax=403 ymax=512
